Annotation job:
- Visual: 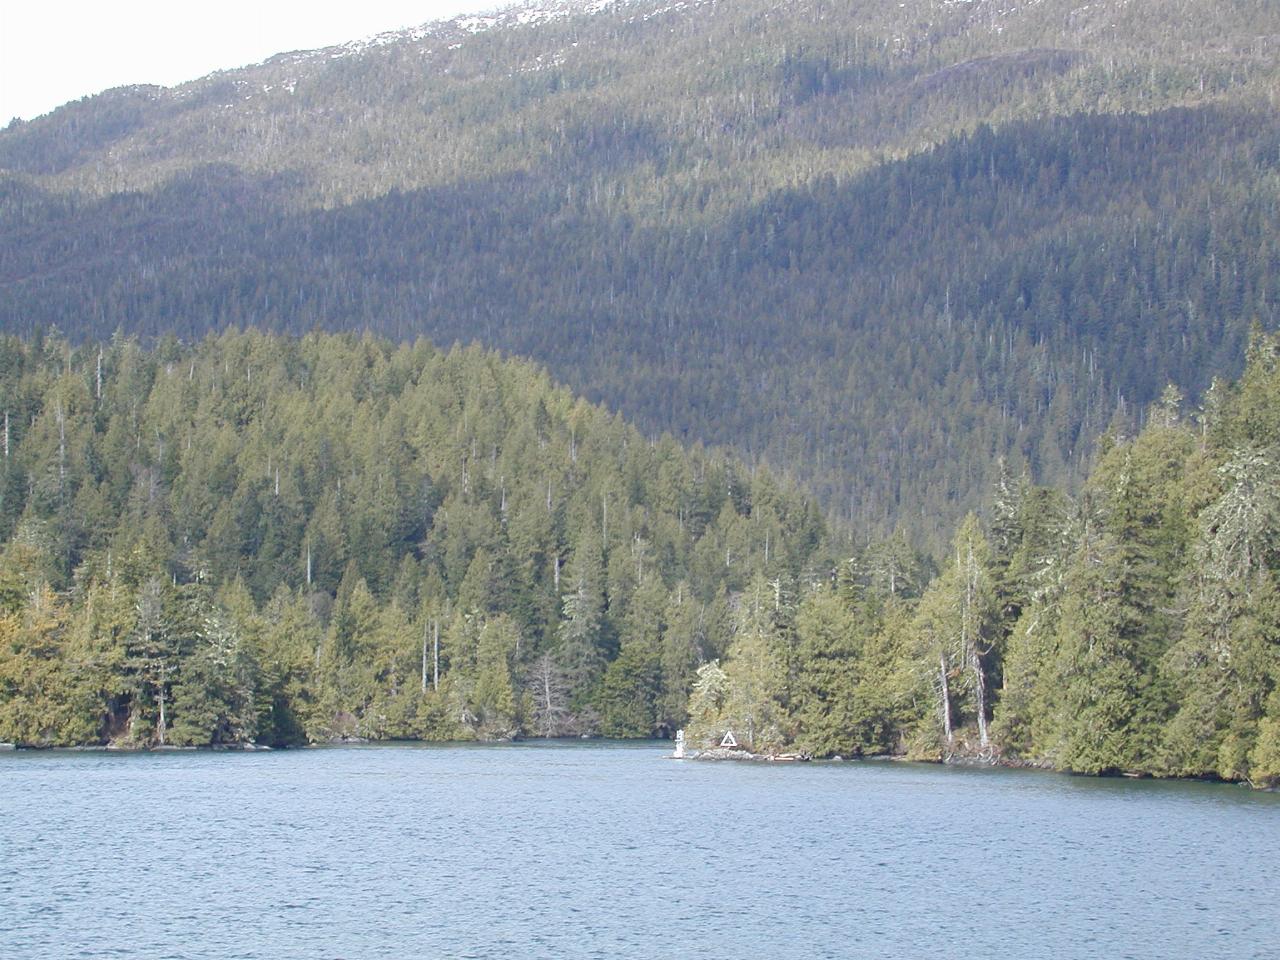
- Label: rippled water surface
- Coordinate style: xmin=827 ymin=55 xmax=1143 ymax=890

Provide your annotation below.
xmin=2 ymin=742 xmax=1279 ymax=959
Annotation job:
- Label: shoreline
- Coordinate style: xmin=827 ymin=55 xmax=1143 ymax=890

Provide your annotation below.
xmin=680 ymin=746 xmax=1271 ymax=790
xmin=3 ymin=738 xmax=1271 ymax=790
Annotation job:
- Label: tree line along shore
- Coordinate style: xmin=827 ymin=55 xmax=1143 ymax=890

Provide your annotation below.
xmin=1 ymin=330 xmax=1278 ymax=788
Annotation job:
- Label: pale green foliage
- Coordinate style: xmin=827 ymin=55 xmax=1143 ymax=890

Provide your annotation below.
xmin=686 ymin=660 xmax=730 ymax=746
xmin=1249 ymin=693 xmax=1280 ymax=789
xmin=717 ymin=577 xmax=790 ymax=751
xmin=910 ymin=515 xmax=998 ymax=753
xmin=471 ymin=616 xmax=519 ymax=739
xmin=1197 ymin=448 xmax=1280 ymax=589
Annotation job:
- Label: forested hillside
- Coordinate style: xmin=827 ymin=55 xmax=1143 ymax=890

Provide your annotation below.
xmin=0 ymin=332 xmax=825 ymax=747
xmin=688 ymin=329 xmax=1280 ymax=789
xmin=3 ymin=330 xmax=1278 ymax=790
xmin=2 ymin=0 xmax=1278 ymax=539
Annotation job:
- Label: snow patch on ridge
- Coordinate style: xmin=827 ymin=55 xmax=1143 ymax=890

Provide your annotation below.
xmin=307 ymin=0 xmax=629 ymax=63
xmin=183 ymin=0 xmax=716 ymax=104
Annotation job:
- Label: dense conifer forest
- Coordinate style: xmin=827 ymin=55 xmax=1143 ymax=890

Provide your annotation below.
xmin=686 ymin=328 xmax=1280 ymax=787
xmin=0 ymin=332 xmax=826 ymax=747
xmin=3 ymin=0 xmax=1278 ymax=540
xmin=2 ymin=331 xmax=1278 ymax=790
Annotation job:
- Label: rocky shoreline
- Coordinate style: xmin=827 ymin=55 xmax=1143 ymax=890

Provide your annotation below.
xmin=687 ymin=747 xmax=813 ymax=762
xmin=682 ymin=748 xmax=1276 ymax=790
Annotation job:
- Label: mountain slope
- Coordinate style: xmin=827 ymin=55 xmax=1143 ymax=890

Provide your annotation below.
xmin=2 ymin=0 xmax=1278 ymax=542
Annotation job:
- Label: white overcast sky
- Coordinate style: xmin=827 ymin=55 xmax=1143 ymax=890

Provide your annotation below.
xmin=0 ymin=1 xmax=497 ymax=123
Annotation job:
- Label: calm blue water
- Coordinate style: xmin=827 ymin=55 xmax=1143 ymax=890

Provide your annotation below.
xmin=2 ymin=741 xmax=1278 ymax=960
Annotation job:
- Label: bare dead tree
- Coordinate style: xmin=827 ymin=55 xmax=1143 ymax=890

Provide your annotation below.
xmin=526 ymin=652 xmax=572 ymax=738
